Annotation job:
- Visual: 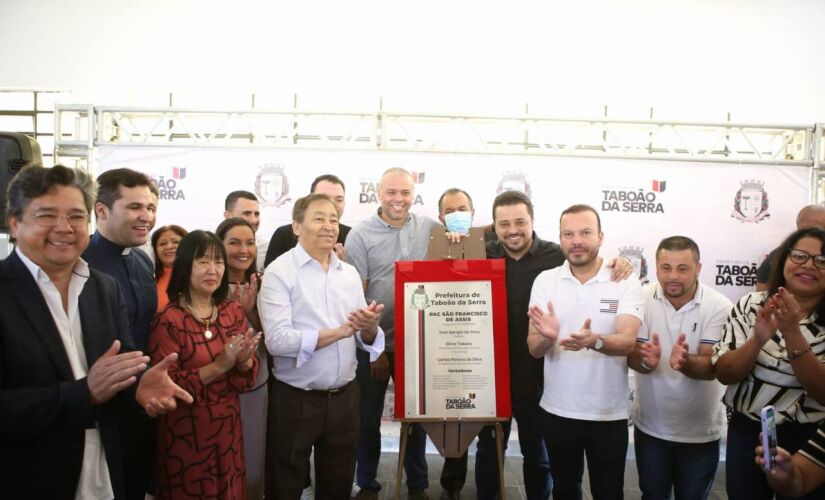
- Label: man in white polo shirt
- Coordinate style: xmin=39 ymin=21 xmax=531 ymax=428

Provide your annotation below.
xmin=628 ymin=236 xmax=731 ymax=499
xmin=527 ymin=204 xmax=644 ymax=500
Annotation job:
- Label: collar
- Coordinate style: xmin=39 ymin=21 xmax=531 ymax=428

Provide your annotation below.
xmin=91 ymin=231 xmax=129 ymax=256
xmin=559 ymin=258 xmax=610 ymax=283
xmin=16 ymin=247 xmax=90 ymax=284
xmin=374 ymin=208 xmax=412 ymax=229
xmin=294 ymin=242 xmax=343 ymax=271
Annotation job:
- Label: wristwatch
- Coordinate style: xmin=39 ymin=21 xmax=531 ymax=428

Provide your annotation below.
xmin=593 ymin=336 xmax=604 ymax=351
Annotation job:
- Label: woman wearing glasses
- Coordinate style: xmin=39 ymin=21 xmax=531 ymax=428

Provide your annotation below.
xmin=714 ymin=227 xmax=825 ymax=499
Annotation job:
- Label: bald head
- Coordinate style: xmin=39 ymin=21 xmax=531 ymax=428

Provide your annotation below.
xmin=380 ymin=167 xmax=413 ymax=184
xmin=797 ymin=205 xmax=825 ymax=230
xmin=378 ymin=167 xmax=415 ymax=227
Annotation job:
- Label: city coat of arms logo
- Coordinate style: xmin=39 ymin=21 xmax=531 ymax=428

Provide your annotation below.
xmin=255 ymin=163 xmax=291 ymax=208
xmin=496 ymin=171 xmax=532 ymax=199
xmin=732 ymin=179 xmax=769 ymax=223
xmin=619 ymin=246 xmax=649 ymax=284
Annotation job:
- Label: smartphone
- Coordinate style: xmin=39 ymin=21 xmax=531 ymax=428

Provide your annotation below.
xmin=761 ymin=405 xmax=778 ymax=470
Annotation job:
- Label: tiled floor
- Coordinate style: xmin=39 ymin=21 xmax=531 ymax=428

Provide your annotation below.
xmin=358 ymin=421 xmax=728 ymax=499
xmin=367 ymin=452 xmax=727 ymax=499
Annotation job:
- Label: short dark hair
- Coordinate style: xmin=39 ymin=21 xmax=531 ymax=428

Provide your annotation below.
xmin=96 ymin=168 xmax=154 ymax=209
xmin=492 ymin=190 xmax=533 ymax=222
xmin=438 ymin=188 xmax=474 ymax=214
xmin=6 ymin=165 xmax=95 ymax=243
xmin=767 ymin=228 xmax=825 ymax=326
xmin=215 ymin=217 xmax=257 ymax=282
xmin=292 ymin=193 xmax=339 ymax=223
xmin=560 ymin=204 xmax=601 ymax=232
xmin=224 ymin=190 xmax=258 ymax=211
xmin=310 ymin=174 xmax=346 ymax=193
xmin=151 ymin=225 xmax=188 ymax=279
xmin=167 ymin=230 xmax=229 ymax=305
xmin=656 ymin=236 xmax=700 ymax=262
xmin=7 ymin=164 xmax=95 ymax=220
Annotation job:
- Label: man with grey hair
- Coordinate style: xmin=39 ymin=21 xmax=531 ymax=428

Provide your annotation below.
xmin=756 ymin=204 xmax=825 ymax=291
xmin=0 ymin=164 xmax=191 ymax=499
xmin=260 ymin=192 xmax=384 ymax=499
xmin=346 ymin=167 xmax=440 ymax=500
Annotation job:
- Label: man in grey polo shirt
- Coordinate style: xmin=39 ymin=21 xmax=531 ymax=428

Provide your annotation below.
xmin=346 ymin=167 xmax=440 ymax=500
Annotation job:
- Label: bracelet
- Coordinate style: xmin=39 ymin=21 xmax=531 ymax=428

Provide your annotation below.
xmin=788 ymin=347 xmax=811 ymax=361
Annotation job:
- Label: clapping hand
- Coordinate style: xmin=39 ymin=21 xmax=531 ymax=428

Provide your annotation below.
xmin=639 ymin=333 xmax=662 ymax=370
xmin=233 ymin=328 xmax=262 ymax=373
xmin=669 ymin=333 xmax=689 ymax=371
xmin=528 ymin=302 xmax=560 ymax=342
xmin=348 ymin=301 xmax=384 ymax=333
xmin=136 ymin=352 xmax=194 ymax=417
xmin=231 ymin=275 xmax=259 ymax=316
xmin=561 ymin=319 xmax=597 ymax=351
xmin=88 ymin=340 xmax=149 ymax=405
xmin=755 ymin=296 xmax=780 ymax=345
xmin=773 ymin=288 xmax=803 ymax=336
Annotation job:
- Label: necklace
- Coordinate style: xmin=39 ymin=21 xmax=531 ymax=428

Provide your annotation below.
xmin=182 ymin=298 xmax=218 ymax=339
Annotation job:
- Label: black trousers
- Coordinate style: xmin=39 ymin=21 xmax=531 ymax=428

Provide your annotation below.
xmin=540 ymin=410 xmax=628 ymax=500
xmin=267 ymin=379 xmax=359 ymax=499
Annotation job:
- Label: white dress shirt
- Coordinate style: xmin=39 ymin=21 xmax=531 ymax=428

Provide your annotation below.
xmin=17 ymin=249 xmax=114 ymax=500
xmin=259 ymin=243 xmax=384 ymax=390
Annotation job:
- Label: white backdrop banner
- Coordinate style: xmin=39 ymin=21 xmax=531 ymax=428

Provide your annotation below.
xmin=98 ymin=146 xmax=811 ymax=303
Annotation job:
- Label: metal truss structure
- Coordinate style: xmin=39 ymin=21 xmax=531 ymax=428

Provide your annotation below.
xmin=42 ymin=104 xmax=825 ymax=202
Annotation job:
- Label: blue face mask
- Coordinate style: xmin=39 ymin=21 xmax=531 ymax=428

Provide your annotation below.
xmin=444 ymin=210 xmax=473 ymax=234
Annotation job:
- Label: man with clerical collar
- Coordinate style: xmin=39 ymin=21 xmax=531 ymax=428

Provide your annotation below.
xmin=260 ymin=193 xmax=384 ymax=498
xmin=82 ymin=168 xmax=158 ymax=351
xmin=527 ymin=203 xmax=644 ymax=500
xmin=0 ymin=164 xmax=191 ymax=499
xmin=81 ymin=167 xmax=161 ymax=500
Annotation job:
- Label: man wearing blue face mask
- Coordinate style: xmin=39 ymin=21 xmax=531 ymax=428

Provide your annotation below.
xmin=440 ymin=189 xmax=473 ymax=235
xmin=427 ymin=188 xmax=488 ymax=262
xmin=429 ymin=187 xmax=484 ymax=499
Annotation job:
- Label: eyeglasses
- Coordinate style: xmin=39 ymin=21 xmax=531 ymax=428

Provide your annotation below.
xmin=789 ymin=248 xmax=825 ymax=270
xmin=28 ymin=212 xmax=89 ymax=228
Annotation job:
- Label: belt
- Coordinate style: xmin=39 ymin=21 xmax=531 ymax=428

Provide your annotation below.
xmin=277 ymin=379 xmax=353 ymax=399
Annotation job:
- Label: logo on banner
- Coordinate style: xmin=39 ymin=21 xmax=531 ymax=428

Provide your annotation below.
xmin=497 ymin=171 xmax=532 ymax=199
xmin=715 ymin=260 xmax=758 ymax=287
xmin=652 ymin=179 xmax=666 ymax=192
xmin=619 ymin=246 xmax=649 ymax=284
xmin=601 ymin=182 xmax=666 ymax=214
xmin=152 ymin=167 xmax=187 ymax=201
xmin=732 ymin=179 xmax=769 ymax=223
xmin=358 ymin=175 xmax=425 ymax=205
xmin=255 ymin=164 xmax=291 ymax=207
xmin=445 ymin=394 xmax=477 ymax=410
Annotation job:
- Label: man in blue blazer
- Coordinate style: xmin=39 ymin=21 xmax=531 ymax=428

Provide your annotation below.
xmin=0 ymin=164 xmax=191 ymax=499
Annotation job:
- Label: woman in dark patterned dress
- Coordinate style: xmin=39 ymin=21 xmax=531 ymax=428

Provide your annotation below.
xmin=149 ymin=230 xmax=261 ymax=500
